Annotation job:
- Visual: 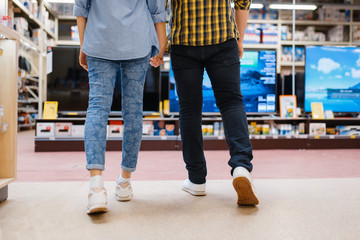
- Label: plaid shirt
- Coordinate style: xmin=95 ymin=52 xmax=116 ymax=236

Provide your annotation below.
xmin=170 ymin=0 xmax=251 ymax=46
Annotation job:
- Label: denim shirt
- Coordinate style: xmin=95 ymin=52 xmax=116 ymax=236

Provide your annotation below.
xmin=74 ymin=0 xmax=166 ymax=61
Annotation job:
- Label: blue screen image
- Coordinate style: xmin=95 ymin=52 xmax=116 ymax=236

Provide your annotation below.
xmin=305 ymin=46 xmax=360 ymax=113
xmin=169 ymin=50 xmax=277 ymax=113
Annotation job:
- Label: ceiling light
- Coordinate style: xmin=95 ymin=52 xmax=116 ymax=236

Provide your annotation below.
xmin=45 ymin=0 xmax=75 ymax=3
xmin=250 ymin=4 xmax=264 ymax=9
xmin=269 ymin=4 xmax=317 ymax=10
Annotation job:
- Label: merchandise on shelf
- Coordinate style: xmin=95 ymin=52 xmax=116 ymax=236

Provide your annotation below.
xmin=71 ymin=25 xmax=80 ymax=42
xmin=319 ymin=8 xmax=350 ymax=22
xmin=55 ymin=122 xmax=72 ymax=137
xmin=293 ymin=26 xmax=326 ymax=42
xmin=336 ymin=126 xmax=360 ymax=136
xmin=143 ymin=120 xmax=154 ymax=135
xmin=14 ymin=17 xmax=28 ymax=36
xmin=281 ymin=46 xmax=305 ymax=63
xmin=309 ymin=123 xmax=326 ymax=136
xmin=327 ymin=25 xmax=344 ymax=42
xmin=36 ymin=122 xmax=55 ymax=137
xmin=71 ymin=125 xmax=85 ymax=137
xmin=244 ymin=24 xmax=278 ymax=44
xmin=353 ymin=25 xmax=360 ymax=43
xmin=248 ymin=122 xmax=301 ymax=136
xmin=0 ymin=16 xmax=13 ymax=28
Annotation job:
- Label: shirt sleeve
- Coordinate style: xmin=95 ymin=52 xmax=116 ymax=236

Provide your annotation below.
xmin=234 ymin=0 xmax=252 ymax=10
xmin=147 ymin=0 xmax=167 ymax=23
xmin=73 ymin=0 xmax=89 ymax=18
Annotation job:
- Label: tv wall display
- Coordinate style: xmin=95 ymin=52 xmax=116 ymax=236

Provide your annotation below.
xmin=305 ymin=46 xmax=360 ymax=113
xmin=169 ymin=50 xmax=277 ymax=114
xmin=47 ymin=46 xmax=160 ymax=113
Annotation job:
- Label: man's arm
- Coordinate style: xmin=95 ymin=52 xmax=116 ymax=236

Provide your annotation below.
xmin=234 ymin=0 xmax=251 ymax=59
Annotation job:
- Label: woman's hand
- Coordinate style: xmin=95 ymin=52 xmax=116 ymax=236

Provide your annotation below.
xmin=150 ymin=54 xmax=164 ymax=68
xmin=79 ymin=49 xmax=88 ymax=71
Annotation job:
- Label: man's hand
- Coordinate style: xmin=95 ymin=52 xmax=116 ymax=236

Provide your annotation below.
xmin=150 ymin=54 xmax=164 ymax=68
xmin=79 ymin=49 xmax=88 ymax=71
xmin=238 ymin=40 xmax=244 ymax=59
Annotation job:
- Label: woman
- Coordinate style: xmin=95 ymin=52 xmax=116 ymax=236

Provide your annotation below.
xmin=74 ymin=0 xmax=167 ymax=214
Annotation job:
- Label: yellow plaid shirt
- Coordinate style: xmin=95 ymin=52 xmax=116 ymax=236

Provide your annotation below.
xmin=170 ymin=0 xmax=251 ymax=46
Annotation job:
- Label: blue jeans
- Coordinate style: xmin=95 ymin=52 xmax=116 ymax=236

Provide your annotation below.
xmin=85 ymin=53 xmax=150 ymax=172
xmin=170 ymin=39 xmax=253 ymax=184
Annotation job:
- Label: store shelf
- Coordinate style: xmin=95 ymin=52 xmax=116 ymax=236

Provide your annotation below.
xmin=19 ymin=36 xmax=41 ymax=52
xmin=248 ymin=19 xmax=279 ymax=24
xmin=44 ymin=28 xmax=56 ymax=39
xmin=280 ymin=20 xmax=352 ymax=26
xmin=280 ymin=62 xmax=305 ymax=67
xmin=18 ymin=99 xmax=38 ymax=103
xmin=0 ymin=178 xmax=15 ymax=189
xmin=244 ymin=44 xmax=278 ymax=49
xmin=56 ymin=40 xmax=80 ymax=46
xmin=58 ymin=15 xmax=77 ymax=20
xmin=0 ymin=24 xmax=20 ymax=41
xmin=18 ymin=123 xmax=35 ymax=128
xmin=11 ymin=0 xmax=42 ymax=27
xmin=18 ymin=107 xmax=37 ymax=113
xmin=281 ymin=41 xmax=352 ymax=46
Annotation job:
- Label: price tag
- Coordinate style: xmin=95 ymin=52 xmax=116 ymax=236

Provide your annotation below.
xmin=260 ymin=136 xmax=266 ymax=139
xmin=0 ymin=105 xmax=3 ymax=117
xmin=314 ymin=135 xmax=320 ymax=139
xmin=217 ymin=136 xmax=225 ymax=140
xmin=350 ymin=135 xmax=356 ymax=139
xmin=160 ymin=136 xmax=167 ymax=140
xmin=254 ymin=136 xmax=261 ymax=139
xmin=286 ymin=135 xmax=291 ymax=139
xmin=272 ymin=135 xmax=278 ymax=139
xmin=329 ymin=135 xmax=335 ymax=139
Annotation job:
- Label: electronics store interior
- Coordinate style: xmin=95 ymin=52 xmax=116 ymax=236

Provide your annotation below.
xmin=1 ymin=0 xmax=360 ymax=239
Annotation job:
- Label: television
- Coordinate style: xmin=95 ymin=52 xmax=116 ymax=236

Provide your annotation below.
xmin=169 ymin=50 xmax=277 ymax=114
xmin=304 ymin=46 xmax=360 ymax=113
xmin=47 ymin=46 xmax=160 ymax=114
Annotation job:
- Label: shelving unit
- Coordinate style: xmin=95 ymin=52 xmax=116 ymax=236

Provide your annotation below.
xmin=0 ymin=32 xmax=18 ymax=201
xmin=34 ymin=117 xmax=360 ymax=152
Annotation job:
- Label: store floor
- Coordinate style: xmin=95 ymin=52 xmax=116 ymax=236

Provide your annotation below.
xmin=1 ymin=130 xmax=360 ymax=240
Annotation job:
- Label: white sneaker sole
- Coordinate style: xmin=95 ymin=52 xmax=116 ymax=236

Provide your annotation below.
xmin=233 ymin=176 xmax=259 ymax=206
xmin=87 ymin=204 xmax=108 ymax=214
xmin=116 ymin=193 xmax=132 ymax=202
xmin=182 ymin=187 xmax=206 ymax=196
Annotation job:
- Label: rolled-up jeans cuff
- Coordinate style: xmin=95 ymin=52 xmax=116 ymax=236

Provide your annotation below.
xmin=87 ymin=164 xmax=105 ymax=171
xmin=121 ymin=165 xmax=136 ymax=173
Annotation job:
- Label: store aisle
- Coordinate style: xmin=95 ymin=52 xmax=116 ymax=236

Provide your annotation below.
xmin=1 ymin=179 xmax=360 ymax=240
xmin=17 ymin=130 xmax=360 ymax=182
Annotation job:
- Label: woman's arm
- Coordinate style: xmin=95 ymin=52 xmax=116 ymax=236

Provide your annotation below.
xmin=77 ymin=16 xmax=88 ymax=71
xmin=150 ymin=22 xmax=167 ymax=68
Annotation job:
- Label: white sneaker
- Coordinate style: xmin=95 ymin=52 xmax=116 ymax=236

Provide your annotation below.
xmin=87 ymin=187 xmax=108 ymax=214
xmin=182 ymin=179 xmax=206 ymax=196
xmin=115 ymin=181 xmax=133 ymax=201
xmin=232 ymin=167 xmax=259 ymax=206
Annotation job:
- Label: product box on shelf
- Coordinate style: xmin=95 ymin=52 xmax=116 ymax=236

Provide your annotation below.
xmin=108 ymin=125 xmax=124 ymax=138
xmin=0 ymin=16 xmax=13 ymax=28
xmin=202 ymin=125 xmax=214 ymax=136
xmin=55 ymin=122 xmax=72 ymax=137
xmin=165 ymin=124 xmax=175 ymax=136
xmin=72 ymin=125 xmax=85 ymax=138
xmin=143 ymin=121 xmax=154 ymax=135
xmin=36 ymin=122 xmax=55 ymax=137
xmin=336 ymin=126 xmax=360 ymax=136
xmin=309 ymin=123 xmax=326 ymax=136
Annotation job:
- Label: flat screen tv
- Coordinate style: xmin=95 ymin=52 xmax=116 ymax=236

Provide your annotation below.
xmin=47 ymin=46 xmax=160 ymax=114
xmin=169 ymin=50 xmax=277 ymax=114
xmin=304 ymin=46 xmax=360 ymax=113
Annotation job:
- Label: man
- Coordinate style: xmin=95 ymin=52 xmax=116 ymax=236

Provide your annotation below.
xmin=170 ymin=0 xmax=259 ymax=205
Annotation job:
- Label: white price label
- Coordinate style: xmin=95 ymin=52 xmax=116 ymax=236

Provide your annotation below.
xmin=0 ymin=105 xmax=3 ymax=117
xmin=160 ymin=136 xmax=167 ymax=140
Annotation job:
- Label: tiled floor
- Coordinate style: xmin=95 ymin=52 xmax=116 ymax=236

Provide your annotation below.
xmin=17 ymin=130 xmax=360 ymax=182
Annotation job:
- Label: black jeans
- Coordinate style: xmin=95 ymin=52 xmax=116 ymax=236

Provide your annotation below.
xmin=170 ymin=39 xmax=253 ymax=184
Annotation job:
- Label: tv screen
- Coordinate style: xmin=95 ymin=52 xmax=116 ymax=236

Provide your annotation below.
xmin=305 ymin=46 xmax=360 ymax=113
xmin=169 ymin=50 xmax=277 ymax=113
xmin=47 ymin=46 xmax=160 ymax=113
